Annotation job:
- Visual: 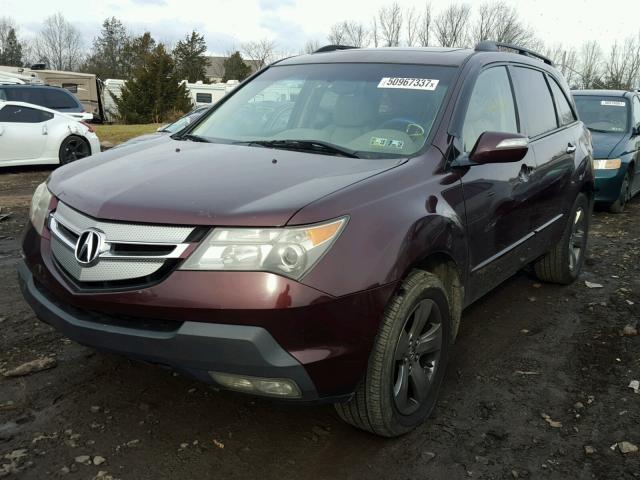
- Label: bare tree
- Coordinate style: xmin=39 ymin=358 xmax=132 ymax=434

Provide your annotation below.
xmin=378 ymin=2 xmax=403 ymax=47
xmin=405 ymin=6 xmax=420 ymax=47
xmin=34 ymin=13 xmax=83 ymax=70
xmin=343 ymin=21 xmax=369 ymax=47
xmin=434 ymin=3 xmax=471 ymax=48
xmin=241 ymin=38 xmax=276 ymax=69
xmin=546 ymin=44 xmax=579 ymax=87
xmin=302 ymin=39 xmax=321 ymax=54
xmin=579 ymin=41 xmax=603 ymax=89
xmin=328 ymin=23 xmax=346 ymax=45
xmin=370 ymin=16 xmax=380 ymax=47
xmin=417 ymin=2 xmax=434 ymax=47
xmin=0 ymin=16 xmax=15 ymax=55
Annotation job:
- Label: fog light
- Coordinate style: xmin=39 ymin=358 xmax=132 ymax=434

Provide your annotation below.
xmin=209 ymin=372 xmax=302 ymax=398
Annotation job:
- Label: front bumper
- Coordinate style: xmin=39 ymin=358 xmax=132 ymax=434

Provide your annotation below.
xmin=18 ymin=260 xmax=319 ymax=400
xmin=594 ymin=167 xmax=626 ymax=204
xmin=20 ymin=225 xmax=396 ymax=401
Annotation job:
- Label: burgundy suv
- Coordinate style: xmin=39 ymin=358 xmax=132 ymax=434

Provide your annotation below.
xmin=19 ymin=42 xmax=594 ymax=437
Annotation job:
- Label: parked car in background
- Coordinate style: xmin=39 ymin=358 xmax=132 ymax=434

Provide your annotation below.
xmin=573 ymin=90 xmax=640 ymax=212
xmin=19 ymin=43 xmax=593 ymax=437
xmin=0 ymin=101 xmax=100 ymax=167
xmin=0 ymin=85 xmax=90 ymax=121
xmin=115 ymin=105 xmax=211 ymax=148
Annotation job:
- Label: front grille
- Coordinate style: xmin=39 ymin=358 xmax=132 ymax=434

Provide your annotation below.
xmin=34 ymin=279 xmax=183 ymax=332
xmin=49 ymin=202 xmax=197 ymax=288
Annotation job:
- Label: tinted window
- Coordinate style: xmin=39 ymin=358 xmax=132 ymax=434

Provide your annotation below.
xmin=3 ymin=87 xmax=45 ymax=105
xmin=462 ymin=66 xmax=518 ymax=152
xmin=42 ymin=89 xmax=79 ymax=109
xmin=512 ymin=67 xmax=558 ymax=136
xmin=192 ymin=63 xmax=456 ymax=158
xmin=573 ymin=96 xmax=629 ymax=133
xmin=196 ymin=93 xmax=212 ymax=103
xmin=0 ymin=105 xmax=54 ymax=123
xmin=548 ymin=78 xmax=576 ymax=126
xmin=633 ymin=96 xmax=640 ymax=128
xmin=62 ymin=83 xmax=78 ymax=93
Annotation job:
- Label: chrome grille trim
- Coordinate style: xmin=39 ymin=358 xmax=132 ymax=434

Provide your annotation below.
xmin=49 ymin=202 xmax=195 ymax=283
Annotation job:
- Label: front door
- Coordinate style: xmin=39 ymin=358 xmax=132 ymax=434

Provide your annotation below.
xmin=454 ymin=65 xmax=540 ymax=302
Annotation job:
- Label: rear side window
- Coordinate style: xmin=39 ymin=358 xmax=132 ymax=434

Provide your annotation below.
xmin=0 ymin=105 xmax=54 ymax=123
xmin=512 ymin=67 xmax=558 ymax=137
xmin=462 ymin=66 xmax=518 ymax=152
xmin=42 ymin=89 xmax=80 ymax=109
xmin=548 ymin=78 xmax=576 ymax=126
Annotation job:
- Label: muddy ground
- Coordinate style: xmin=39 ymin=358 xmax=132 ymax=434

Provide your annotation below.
xmin=0 ymin=167 xmax=638 ymax=480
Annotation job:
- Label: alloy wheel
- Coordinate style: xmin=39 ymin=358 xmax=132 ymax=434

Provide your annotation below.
xmin=392 ymin=299 xmax=443 ymax=416
xmin=63 ymin=138 xmax=90 ymax=163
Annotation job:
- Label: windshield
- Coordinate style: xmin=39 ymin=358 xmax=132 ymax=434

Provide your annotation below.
xmin=574 ymin=96 xmax=629 ymax=133
xmin=163 ymin=108 xmax=207 ymax=133
xmin=190 ymin=63 xmax=455 ymax=158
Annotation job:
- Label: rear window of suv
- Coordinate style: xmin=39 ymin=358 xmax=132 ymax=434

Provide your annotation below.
xmin=0 ymin=87 xmax=80 ymax=110
xmin=190 ymin=63 xmax=457 ymax=158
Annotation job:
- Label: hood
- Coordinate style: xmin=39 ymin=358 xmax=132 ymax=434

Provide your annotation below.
xmin=48 ymin=138 xmax=403 ymax=226
xmin=590 ymin=131 xmax=628 ymax=159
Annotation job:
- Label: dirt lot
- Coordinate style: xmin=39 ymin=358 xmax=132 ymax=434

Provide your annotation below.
xmin=0 ymin=167 xmax=638 ymax=480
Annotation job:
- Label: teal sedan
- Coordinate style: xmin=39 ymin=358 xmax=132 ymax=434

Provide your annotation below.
xmin=573 ymin=90 xmax=640 ymax=212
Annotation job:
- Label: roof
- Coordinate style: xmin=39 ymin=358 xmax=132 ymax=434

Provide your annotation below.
xmin=572 ymin=89 xmax=633 ymax=97
xmin=278 ymin=47 xmax=474 ymax=67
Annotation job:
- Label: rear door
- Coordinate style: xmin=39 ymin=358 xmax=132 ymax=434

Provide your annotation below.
xmin=510 ymin=66 xmax=578 ymax=251
xmin=454 ymin=65 xmax=541 ymax=301
xmin=0 ymin=105 xmax=53 ymax=163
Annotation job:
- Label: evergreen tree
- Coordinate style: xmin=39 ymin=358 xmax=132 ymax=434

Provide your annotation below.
xmin=222 ymin=51 xmax=251 ymax=82
xmin=115 ymin=42 xmax=192 ymax=124
xmin=122 ymin=32 xmax=156 ymax=77
xmin=82 ymin=17 xmax=129 ymax=79
xmin=1 ymin=28 xmax=22 ymax=66
xmin=173 ymin=31 xmax=207 ymax=83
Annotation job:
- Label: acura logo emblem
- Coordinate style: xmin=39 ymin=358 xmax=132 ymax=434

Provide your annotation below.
xmin=74 ymin=229 xmax=105 ymax=265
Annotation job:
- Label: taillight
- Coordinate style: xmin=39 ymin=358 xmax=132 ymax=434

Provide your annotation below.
xmin=81 ymin=121 xmax=95 ymax=133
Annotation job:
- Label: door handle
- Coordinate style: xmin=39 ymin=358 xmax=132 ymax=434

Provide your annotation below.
xmin=566 ymin=143 xmax=576 ymax=154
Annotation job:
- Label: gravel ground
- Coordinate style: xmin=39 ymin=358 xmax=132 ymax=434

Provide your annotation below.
xmin=0 ymin=167 xmax=638 ymax=480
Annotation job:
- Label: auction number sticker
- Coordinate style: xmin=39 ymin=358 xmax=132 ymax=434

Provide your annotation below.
xmin=378 ymin=77 xmax=439 ymax=90
xmin=601 ymin=100 xmax=626 ymax=107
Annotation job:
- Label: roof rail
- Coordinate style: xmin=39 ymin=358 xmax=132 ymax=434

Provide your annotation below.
xmin=475 ymin=41 xmax=553 ymax=66
xmin=314 ymin=44 xmax=358 ymax=54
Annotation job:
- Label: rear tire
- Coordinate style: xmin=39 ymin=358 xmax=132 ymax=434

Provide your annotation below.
xmin=609 ymin=170 xmax=632 ymax=213
xmin=334 ymin=270 xmax=452 ymax=437
xmin=59 ymin=135 xmax=91 ymax=165
xmin=534 ymin=193 xmax=589 ymax=284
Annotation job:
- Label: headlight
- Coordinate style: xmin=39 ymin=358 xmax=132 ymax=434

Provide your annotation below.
xmin=180 ymin=217 xmax=347 ymax=280
xmin=593 ymin=158 xmax=621 ymax=170
xmin=29 ymin=182 xmax=53 ymax=235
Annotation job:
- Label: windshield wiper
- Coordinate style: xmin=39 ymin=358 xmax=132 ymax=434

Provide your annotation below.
xmin=238 ymin=139 xmax=360 ymax=158
xmin=181 ymin=133 xmax=210 ymax=143
xmin=586 ymin=127 xmax=610 ymax=133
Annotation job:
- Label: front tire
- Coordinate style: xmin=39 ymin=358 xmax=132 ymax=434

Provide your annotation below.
xmin=59 ymin=135 xmax=91 ymax=165
xmin=534 ymin=193 xmax=589 ymax=284
xmin=609 ymin=170 xmax=632 ymax=213
xmin=335 ymin=270 xmax=452 ymax=437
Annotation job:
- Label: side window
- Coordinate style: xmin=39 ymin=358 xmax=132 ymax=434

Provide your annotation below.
xmin=43 ymin=89 xmax=79 ymax=109
xmin=512 ymin=67 xmax=558 ymax=136
xmin=4 ymin=87 xmax=45 ymax=106
xmin=0 ymin=105 xmax=53 ymax=123
xmin=548 ymin=78 xmax=576 ymax=126
xmin=633 ymin=96 xmax=640 ymax=128
xmin=196 ymin=93 xmax=212 ymax=103
xmin=462 ymin=66 xmax=518 ymax=152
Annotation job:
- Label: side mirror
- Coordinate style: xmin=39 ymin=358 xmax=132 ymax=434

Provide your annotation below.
xmin=469 ymin=132 xmax=529 ymax=164
xmin=632 ymin=125 xmax=640 ymax=137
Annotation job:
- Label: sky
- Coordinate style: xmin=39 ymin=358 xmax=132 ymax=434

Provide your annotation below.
xmin=2 ymin=0 xmax=639 ymax=55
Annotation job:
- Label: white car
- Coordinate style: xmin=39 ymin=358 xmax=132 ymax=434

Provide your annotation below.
xmin=0 ymin=101 xmax=100 ymax=168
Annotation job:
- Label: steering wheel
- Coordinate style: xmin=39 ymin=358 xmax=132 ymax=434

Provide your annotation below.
xmin=378 ymin=118 xmax=426 ymax=139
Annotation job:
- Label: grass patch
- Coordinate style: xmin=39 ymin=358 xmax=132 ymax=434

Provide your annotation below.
xmin=94 ymin=124 xmax=163 ymax=145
